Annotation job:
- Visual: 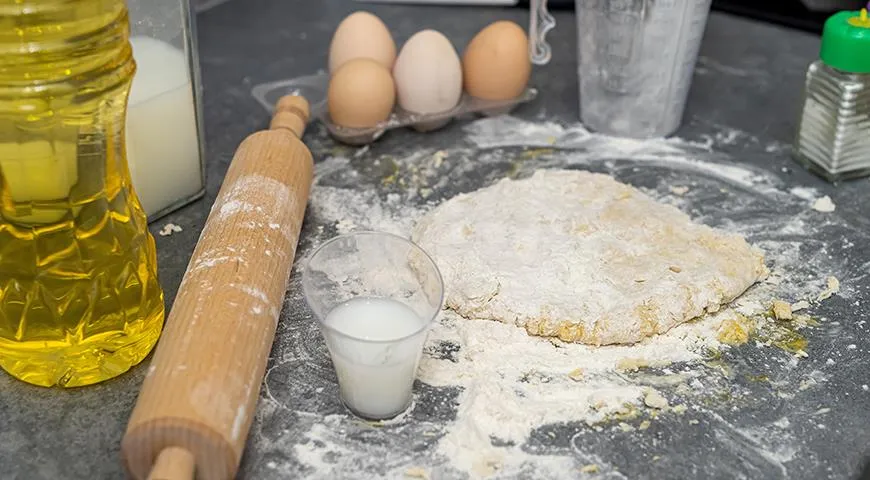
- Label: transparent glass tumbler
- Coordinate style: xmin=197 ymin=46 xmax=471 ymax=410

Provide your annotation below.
xmin=576 ymin=0 xmax=713 ymax=138
xmin=302 ymin=231 xmax=444 ymax=420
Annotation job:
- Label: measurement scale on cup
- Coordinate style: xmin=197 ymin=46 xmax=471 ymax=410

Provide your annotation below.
xmin=578 ymin=0 xmax=712 ymax=137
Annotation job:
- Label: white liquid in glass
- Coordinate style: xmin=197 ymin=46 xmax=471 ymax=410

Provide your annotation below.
xmin=322 ymin=297 xmax=429 ymax=419
xmin=126 ymin=36 xmax=203 ymax=218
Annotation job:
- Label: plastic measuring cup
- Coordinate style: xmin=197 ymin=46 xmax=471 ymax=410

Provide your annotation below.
xmin=575 ymin=0 xmax=713 ymax=138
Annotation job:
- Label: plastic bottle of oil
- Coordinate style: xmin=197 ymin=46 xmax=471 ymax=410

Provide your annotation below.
xmin=0 ymin=0 xmax=165 ymax=387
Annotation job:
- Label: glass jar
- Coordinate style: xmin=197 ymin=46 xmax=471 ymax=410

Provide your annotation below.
xmin=125 ymin=0 xmax=207 ymax=219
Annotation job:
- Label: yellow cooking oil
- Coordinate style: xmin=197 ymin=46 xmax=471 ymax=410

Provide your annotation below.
xmin=0 ymin=0 xmax=165 ymax=387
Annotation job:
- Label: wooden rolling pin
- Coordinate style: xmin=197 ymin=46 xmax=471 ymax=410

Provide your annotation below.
xmin=122 ymin=95 xmax=314 ymax=480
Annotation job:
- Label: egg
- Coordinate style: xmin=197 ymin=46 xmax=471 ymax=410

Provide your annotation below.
xmin=392 ymin=29 xmax=462 ymax=132
xmin=328 ymin=11 xmax=396 ymax=73
xmin=462 ymin=21 xmax=531 ymax=100
xmin=328 ymin=58 xmax=396 ymax=129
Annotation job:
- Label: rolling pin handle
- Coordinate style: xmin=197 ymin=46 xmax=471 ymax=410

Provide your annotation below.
xmin=146 ymin=447 xmax=196 ymax=480
xmin=270 ymin=95 xmax=310 ymax=138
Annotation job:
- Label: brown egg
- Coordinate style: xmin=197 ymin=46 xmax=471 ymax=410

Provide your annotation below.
xmin=462 ymin=21 xmax=531 ymax=100
xmin=328 ymin=11 xmax=397 ymax=73
xmin=328 ymin=58 xmax=396 ymax=129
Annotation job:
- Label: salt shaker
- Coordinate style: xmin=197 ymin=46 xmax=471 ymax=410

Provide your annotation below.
xmin=794 ymin=8 xmax=870 ymax=182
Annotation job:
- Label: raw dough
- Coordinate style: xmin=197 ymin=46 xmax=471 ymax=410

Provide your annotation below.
xmin=411 ymin=169 xmax=769 ymax=345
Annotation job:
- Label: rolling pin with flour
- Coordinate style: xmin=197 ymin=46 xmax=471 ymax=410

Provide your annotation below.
xmin=121 ymin=95 xmax=314 ymax=480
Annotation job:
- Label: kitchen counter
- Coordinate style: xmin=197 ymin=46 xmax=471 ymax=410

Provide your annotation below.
xmin=2 ymin=1 xmax=869 ymax=479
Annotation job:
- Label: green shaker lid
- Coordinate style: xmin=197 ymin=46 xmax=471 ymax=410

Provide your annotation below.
xmin=820 ymin=9 xmax=870 ymax=73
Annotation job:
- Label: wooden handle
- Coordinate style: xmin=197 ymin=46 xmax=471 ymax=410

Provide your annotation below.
xmin=146 ymin=448 xmax=195 ymax=480
xmin=122 ymin=96 xmax=314 ymax=480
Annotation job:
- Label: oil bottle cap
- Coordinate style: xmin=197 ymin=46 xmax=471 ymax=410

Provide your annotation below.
xmin=820 ymin=9 xmax=870 ymax=73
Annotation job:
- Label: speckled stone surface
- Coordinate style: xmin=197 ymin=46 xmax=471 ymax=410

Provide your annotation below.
xmin=2 ymin=1 xmax=869 ymax=479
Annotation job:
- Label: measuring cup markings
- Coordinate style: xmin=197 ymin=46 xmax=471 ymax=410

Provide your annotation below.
xmin=593 ymin=7 xmax=646 ymax=93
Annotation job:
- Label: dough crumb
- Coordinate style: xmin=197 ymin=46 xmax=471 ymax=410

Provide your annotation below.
xmin=671 ymin=404 xmax=688 ymax=414
xmin=812 ymin=195 xmax=836 ymax=213
xmin=616 ymin=358 xmax=649 ymax=372
xmin=668 ymin=185 xmax=690 ymax=196
xmin=817 ymin=276 xmax=840 ymax=301
xmin=432 ymin=150 xmax=448 ymax=167
xmin=771 ymin=300 xmax=793 ymax=321
xmin=644 ymin=390 xmax=670 ymax=409
xmin=580 ymin=464 xmax=600 ymax=473
xmin=618 ymin=422 xmax=635 ymax=432
xmin=158 ymin=223 xmax=183 ymax=237
xmin=404 ymin=467 xmax=430 ymax=479
xmin=568 ymin=368 xmax=585 ymax=381
xmin=638 ymin=420 xmax=652 ymax=431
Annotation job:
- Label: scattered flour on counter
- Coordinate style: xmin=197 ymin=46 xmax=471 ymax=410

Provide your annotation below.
xmin=789 ymin=186 xmax=818 ymax=201
xmin=310 ymin=184 xmax=427 ymax=237
xmin=286 ymin=115 xmax=856 ymax=479
xmin=416 ymin=309 xmax=730 ymax=477
xmin=462 ymin=117 xmax=780 ymax=195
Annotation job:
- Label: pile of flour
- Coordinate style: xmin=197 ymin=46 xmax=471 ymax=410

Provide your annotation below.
xmin=275 ymin=115 xmax=853 ymax=479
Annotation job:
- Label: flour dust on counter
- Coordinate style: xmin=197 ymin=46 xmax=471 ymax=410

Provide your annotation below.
xmin=241 ymin=115 xmax=869 ymax=479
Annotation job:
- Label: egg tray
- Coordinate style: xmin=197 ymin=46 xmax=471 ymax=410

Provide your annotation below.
xmin=251 ymin=72 xmax=538 ymax=145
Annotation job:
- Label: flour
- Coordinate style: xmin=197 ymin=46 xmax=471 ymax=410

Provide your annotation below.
xmin=265 ymin=115 xmax=861 ymax=479
xmin=462 ymin=117 xmax=780 ymax=194
xmin=789 ymin=186 xmax=819 ymax=201
xmin=416 ymin=308 xmax=730 ymax=476
xmin=310 ymin=184 xmax=425 ymax=238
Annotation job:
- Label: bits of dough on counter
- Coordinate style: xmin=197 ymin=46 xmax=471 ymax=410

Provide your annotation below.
xmin=328 ymin=11 xmax=397 ymax=73
xmin=327 ymin=58 xmax=396 ymax=129
xmin=462 ymin=20 xmax=531 ymax=100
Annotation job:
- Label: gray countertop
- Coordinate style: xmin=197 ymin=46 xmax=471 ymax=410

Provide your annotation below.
xmin=2 ymin=1 xmax=870 ymax=479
